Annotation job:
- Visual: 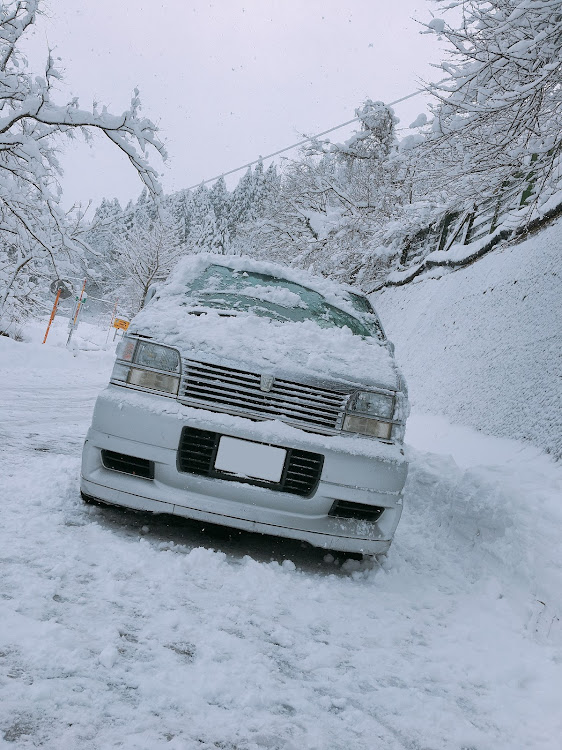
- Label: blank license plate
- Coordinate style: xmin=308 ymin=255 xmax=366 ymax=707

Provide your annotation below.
xmin=214 ymin=437 xmax=286 ymax=483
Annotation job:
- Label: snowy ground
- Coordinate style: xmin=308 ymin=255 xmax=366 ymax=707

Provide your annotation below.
xmin=1 ymin=319 xmax=561 ymax=749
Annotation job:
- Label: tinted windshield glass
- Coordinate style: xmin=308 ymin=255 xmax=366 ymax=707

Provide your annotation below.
xmin=183 ymin=265 xmax=384 ymax=339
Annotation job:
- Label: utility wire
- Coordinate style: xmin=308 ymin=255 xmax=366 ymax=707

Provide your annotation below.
xmin=184 ymin=89 xmax=423 ymax=191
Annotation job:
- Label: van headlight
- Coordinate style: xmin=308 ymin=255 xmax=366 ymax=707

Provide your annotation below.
xmin=349 ymin=391 xmax=394 ymax=419
xmin=342 ymin=391 xmax=394 ymax=439
xmin=112 ymin=339 xmax=181 ymax=396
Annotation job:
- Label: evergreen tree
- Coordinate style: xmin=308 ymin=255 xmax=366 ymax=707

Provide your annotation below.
xmin=185 ymin=184 xmax=211 ymax=249
xmin=252 ymin=159 xmax=267 ymax=214
xmin=229 ymin=168 xmax=255 ymax=234
xmin=209 ymin=176 xmax=230 ymax=222
xmin=194 ymin=209 xmax=223 ymax=253
xmin=171 ymin=191 xmax=193 ymax=248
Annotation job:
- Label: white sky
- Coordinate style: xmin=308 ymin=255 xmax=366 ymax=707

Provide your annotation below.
xmin=25 ymin=1 xmax=444 ymax=211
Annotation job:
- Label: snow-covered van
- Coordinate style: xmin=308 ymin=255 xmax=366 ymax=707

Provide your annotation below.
xmin=81 ymin=255 xmax=409 ymax=555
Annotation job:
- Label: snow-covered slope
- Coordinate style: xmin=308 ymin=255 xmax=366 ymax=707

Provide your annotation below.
xmin=373 ymin=217 xmax=562 ymax=458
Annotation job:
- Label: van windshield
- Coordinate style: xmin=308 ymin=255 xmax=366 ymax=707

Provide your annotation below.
xmin=183 ymin=264 xmax=384 ymax=339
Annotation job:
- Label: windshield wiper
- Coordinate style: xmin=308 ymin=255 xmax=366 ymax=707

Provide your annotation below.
xmin=186 ymin=308 xmax=237 ymax=318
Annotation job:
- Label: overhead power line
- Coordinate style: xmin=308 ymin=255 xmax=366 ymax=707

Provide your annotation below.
xmin=184 ymin=89 xmax=423 ymax=191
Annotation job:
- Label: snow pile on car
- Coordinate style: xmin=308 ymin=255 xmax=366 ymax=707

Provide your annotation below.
xmin=131 ymin=254 xmax=400 ymax=390
xmin=156 ymin=253 xmax=370 ymax=316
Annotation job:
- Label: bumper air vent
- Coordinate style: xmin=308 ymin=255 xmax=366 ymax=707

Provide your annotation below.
xmin=177 ymin=426 xmax=323 ymax=498
xmin=101 ymin=450 xmax=154 ymax=480
xmin=329 ymin=500 xmax=384 ymax=522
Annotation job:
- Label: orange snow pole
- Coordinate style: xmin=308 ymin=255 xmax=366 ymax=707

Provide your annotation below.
xmin=42 ymin=288 xmax=62 ymax=344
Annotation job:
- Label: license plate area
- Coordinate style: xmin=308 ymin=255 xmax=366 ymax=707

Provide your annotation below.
xmin=177 ymin=427 xmax=324 ymax=497
xmin=214 ymin=436 xmax=286 ymax=483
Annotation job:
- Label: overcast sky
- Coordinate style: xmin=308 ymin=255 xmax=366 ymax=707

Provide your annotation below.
xmin=25 ymin=1 xmax=444 ymax=211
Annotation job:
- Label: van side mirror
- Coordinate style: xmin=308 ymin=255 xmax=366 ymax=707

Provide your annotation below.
xmin=142 ymin=285 xmax=158 ymax=308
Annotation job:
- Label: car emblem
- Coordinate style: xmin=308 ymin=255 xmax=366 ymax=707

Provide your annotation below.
xmin=260 ymin=374 xmax=275 ymax=392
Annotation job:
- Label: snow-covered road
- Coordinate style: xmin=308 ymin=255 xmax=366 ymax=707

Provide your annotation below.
xmin=1 ymin=326 xmax=561 ymax=750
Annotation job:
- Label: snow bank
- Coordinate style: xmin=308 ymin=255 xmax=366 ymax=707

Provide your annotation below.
xmin=0 ymin=321 xmax=115 ymax=377
xmin=373 ymin=216 xmax=562 ymax=457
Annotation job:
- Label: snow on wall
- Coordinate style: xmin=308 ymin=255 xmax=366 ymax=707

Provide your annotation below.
xmin=373 ymin=217 xmax=562 ymax=458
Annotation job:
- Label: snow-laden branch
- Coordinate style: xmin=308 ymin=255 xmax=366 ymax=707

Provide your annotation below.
xmin=420 ymin=0 xmax=562 ymax=195
xmin=0 ymin=0 xmax=166 ymax=323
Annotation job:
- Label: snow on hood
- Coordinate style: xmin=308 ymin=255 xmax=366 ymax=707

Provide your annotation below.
xmin=130 ymin=255 xmax=400 ymax=391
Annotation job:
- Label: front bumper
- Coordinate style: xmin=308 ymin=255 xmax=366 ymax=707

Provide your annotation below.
xmin=80 ymin=386 xmax=408 ymax=555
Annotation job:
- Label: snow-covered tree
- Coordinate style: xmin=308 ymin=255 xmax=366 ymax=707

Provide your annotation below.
xmin=209 ymin=176 xmax=230 ymax=221
xmin=227 ymin=162 xmax=281 ymax=247
xmin=170 ymin=190 xmax=193 ymax=247
xmin=193 ymin=208 xmax=226 ymax=253
xmin=310 ymin=100 xmax=396 ymax=164
xmin=112 ymin=210 xmax=181 ymax=313
xmin=0 ymin=0 xmax=164 ymax=327
xmin=88 ymin=199 xmax=123 ymax=259
xmin=229 ymin=168 xmax=254 ymax=234
xmin=262 ymin=162 xmax=282 ymax=205
xmin=422 ymin=0 xmax=562 ymax=200
xmin=183 ymin=184 xmax=210 ymax=249
xmin=236 ymin=101 xmax=404 ymax=283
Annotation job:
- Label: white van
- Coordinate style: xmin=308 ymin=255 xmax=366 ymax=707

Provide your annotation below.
xmin=81 ymin=255 xmax=409 ymax=555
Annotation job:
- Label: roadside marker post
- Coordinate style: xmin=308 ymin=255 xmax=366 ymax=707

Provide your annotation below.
xmin=66 ymin=278 xmax=87 ymax=347
xmin=105 ymin=298 xmax=119 ymax=345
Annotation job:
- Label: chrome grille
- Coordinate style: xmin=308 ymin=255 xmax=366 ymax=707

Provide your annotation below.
xmin=179 ymin=359 xmax=351 ymax=433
